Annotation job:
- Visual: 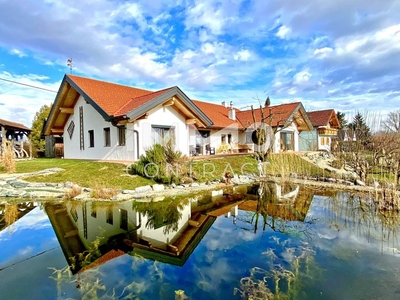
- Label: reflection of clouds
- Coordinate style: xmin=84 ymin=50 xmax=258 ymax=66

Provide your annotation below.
xmin=13 ymin=207 xmax=50 ymax=230
xmin=18 ymin=246 xmax=34 ymax=256
xmin=0 ymin=207 xmax=50 ymax=240
xmin=195 ymin=259 xmax=234 ymax=293
xmin=205 ymin=218 xmax=259 ymax=252
xmin=307 ymin=195 xmax=400 ymax=256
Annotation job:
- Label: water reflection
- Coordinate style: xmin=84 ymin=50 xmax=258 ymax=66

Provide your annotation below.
xmin=0 ymin=202 xmax=37 ymax=233
xmin=2 ymin=183 xmax=400 ymax=299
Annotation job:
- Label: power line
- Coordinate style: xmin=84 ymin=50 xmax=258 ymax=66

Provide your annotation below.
xmin=0 ymin=77 xmax=58 ymax=93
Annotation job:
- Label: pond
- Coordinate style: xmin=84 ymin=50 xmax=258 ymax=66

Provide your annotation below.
xmin=1 ymin=182 xmax=400 ymax=299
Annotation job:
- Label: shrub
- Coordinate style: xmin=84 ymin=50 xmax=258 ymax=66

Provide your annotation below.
xmin=91 ymin=184 xmax=118 ymax=199
xmin=131 ymin=142 xmax=188 ymax=184
xmin=64 ymin=185 xmax=82 ymax=199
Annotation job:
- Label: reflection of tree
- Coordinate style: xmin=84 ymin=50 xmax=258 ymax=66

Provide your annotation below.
xmin=323 ymin=191 xmax=400 ymax=252
xmin=133 ymin=198 xmax=189 ymax=234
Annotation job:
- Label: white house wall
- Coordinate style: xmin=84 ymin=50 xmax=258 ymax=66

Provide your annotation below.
xmin=273 ymin=123 xmax=299 ymax=152
xmin=132 ymin=105 xmax=190 ymax=158
xmin=64 ymin=96 xmax=191 ymax=161
xmin=66 ymin=201 xmax=138 ymax=249
xmin=64 ymin=95 xmax=136 ymax=161
xmin=138 ymin=202 xmax=191 ymax=249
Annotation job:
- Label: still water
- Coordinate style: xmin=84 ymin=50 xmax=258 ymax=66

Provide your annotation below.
xmin=1 ymin=183 xmax=400 ymax=299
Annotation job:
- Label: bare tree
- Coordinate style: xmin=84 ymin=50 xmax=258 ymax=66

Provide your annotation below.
xmin=382 ymin=110 xmax=400 ymax=133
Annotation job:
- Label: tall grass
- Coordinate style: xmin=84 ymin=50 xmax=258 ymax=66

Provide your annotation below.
xmin=266 ymin=153 xmax=327 ymax=180
xmin=1 ymin=141 xmax=16 ymax=173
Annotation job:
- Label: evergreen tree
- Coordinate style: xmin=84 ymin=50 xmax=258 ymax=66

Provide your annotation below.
xmin=336 ymin=111 xmax=347 ymax=129
xmin=30 ymin=104 xmax=51 ymax=152
xmin=350 ymin=112 xmax=371 ymax=145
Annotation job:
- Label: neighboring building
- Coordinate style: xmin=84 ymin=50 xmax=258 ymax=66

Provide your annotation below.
xmin=43 ymin=74 xmax=314 ymax=161
xmin=0 ymin=118 xmax=31 ymax=158
xmin=299 ymin=109 xmax=340 ymax=151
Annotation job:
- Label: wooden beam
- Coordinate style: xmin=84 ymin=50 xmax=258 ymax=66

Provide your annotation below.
xmin=60 ymin=107 xmax=74 ymax=114
xmin=51 ymin=128 xmax=64 ymax=134
xmin=185 ymin=118 xmax=197 ymax=125
xmin=163 ymin=99 xmax=175 ymax=107
xmin=117 ymin=119 xmax=129 ymax=125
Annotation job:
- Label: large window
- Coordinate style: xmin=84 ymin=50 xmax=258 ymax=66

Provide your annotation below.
xmin=152 ymin=126 xmax=175 ymax=145
xmin=280 ymin=132 xmax=294 ymax=151
xmin=118 ymin=126 xmax=126 ymax=146
xmin=104 ymin=127 xmax=110 ymax=147
xmin=88 ymin=130 xmax=94 ymax=148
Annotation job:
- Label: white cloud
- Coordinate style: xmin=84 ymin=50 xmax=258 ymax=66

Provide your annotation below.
xmin=9 ymin=48 xmax=26 ymax=57
xmin=313 ymin=47 xmax=333 ymax=58
xmin=0 ymin=72 xmax=58 ymax=126
xmin=293 ymin=69 xmax=311 ymax=85
xmin=276 ymin=25 xmax=291 ymax=39
xmin=234 ymin=49 xmax=251 ymax=61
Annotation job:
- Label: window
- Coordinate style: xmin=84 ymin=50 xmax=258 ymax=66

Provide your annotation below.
xmin=221 ymin=134 xmax=226 ymax=143
xmin=280 ymin=132 xmax=294 ymax=151
xmin=67 ymin=121 xmax=75 ymax=139
xmin=120 ymin=209 xmax=128 ymax=230
xmin=88 ymin=130 xmax=94 ymax=148
xmin=326 ymin=137 xmax=330 ymax=145
xmin=104 ymin=127 xmax=111 ymax=147
xmin=152 ymin=126 xmax=175 ymax=145
xmin=118 ymin=126 xmax=126 ymax=146
xmin=228 ymin=134 xmax=232 ymax=144
xmin=106 ymin=207 xmax=113 ymax=225
xmin=321 ymin=137 xmax=325 ymax=145
xmin=245 ymin=131 xmax=253 ymax=143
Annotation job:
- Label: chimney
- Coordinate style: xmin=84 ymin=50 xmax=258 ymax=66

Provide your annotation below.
xmin=221 ymin=101 xmax=226 ymax=107
xmin=228 ymin=101 xmax=236 ymax=120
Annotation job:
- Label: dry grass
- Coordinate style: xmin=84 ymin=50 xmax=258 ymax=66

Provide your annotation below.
xmin=1 ymin=141 xmax=16 ymax=173
xmin=266 ymin=153 xmax=328 ymax=181
xmin=64 ymin=185 xmax=82 ymax=199
xmin=91 ymin=184 xmax=118 ymax=199
xmin=4 ymin=204 xmax=18 ymax=232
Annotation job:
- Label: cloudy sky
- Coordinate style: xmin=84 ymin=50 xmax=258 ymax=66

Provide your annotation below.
xmin=0 ymin=0 xmax=399 ymax=127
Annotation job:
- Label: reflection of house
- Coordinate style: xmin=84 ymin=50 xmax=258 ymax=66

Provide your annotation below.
xmin=0 ymin=118 xmax=31 ymax=158
xmin=240 ymin=183 xmax=313 ymax=222
xmin=43 ymin=75 xmax=314 ymax=161
xmin=299 ymin=109 xmax=340 ymax=151
xmin=44 ymin=192 xmax=247 ymax=272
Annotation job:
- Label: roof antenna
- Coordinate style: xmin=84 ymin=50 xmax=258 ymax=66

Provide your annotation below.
xmin=67 ymin=58 xmax=74 ymax=74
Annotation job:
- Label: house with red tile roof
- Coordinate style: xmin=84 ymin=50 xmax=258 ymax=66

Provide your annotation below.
xmin=299 ymin=109 xmax=340 ymax=151
xmin=43 ymin=74 xmax=313 ymax=160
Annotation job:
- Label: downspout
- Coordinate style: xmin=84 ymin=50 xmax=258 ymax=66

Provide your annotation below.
xmin=134 ymin=130 xmax=139 ymax=160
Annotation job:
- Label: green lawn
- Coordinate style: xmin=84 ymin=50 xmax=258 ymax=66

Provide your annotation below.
xmin=0 ymin=158 xmax=155 ymax=190
xmin=0 ymin=154 xmax=326 ymax=189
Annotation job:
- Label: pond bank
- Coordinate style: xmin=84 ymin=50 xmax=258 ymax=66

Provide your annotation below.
xmin=1 ymin=167 xmax=399 ymax=204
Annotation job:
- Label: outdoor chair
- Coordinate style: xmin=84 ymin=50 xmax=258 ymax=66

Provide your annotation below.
xmin=205 ymin=144 xmax=215 ymax=155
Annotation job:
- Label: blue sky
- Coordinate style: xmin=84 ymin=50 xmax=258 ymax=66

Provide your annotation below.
xmin=0 ymin=0 xmax=399 ymax=127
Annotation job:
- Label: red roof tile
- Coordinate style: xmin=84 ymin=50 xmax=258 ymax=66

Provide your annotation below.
xmin=236 ymin=102 xmax=301 ymax=127
xmin=67 ymin=75 xmax=153 ymax=116
xmin=307 ymin=109 xmax=337 ymax=127
xmin=192 ymin=100 xmax=239 ymax=128
xmin=114 ymin=87 xmax=174 ymax=117
xmin=0 ymin=118 xmax=31 ymax=131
